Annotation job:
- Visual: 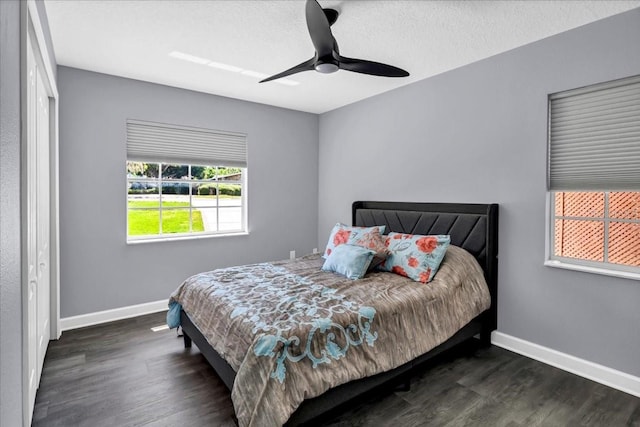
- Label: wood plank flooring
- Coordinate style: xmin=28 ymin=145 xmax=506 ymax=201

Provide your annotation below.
xmin=34 ymin=312 xmax=640 ymax=426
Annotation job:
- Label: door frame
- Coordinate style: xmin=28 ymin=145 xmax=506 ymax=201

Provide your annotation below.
xmin=21 ymin=1 xmax=60 ymax=424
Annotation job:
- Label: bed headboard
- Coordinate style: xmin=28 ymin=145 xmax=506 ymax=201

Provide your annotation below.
xmin=352 ymin=201 xmax=499 ymax=332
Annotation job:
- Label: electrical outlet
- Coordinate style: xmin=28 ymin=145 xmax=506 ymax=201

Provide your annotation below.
xmin=289 ymin=250 xmax=296 ymax=260
xmin=312 ymin=248 xmax=319 ymax=254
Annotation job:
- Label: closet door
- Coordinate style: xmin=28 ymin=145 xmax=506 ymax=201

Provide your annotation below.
xmin=25 ymin=32 xmax=52 ymax=423
xmin=24 ymin=10 xmax=58 ymax=424
xmin=36 ymin=67 xmax=51 ymax=379
xmin=25 ymin=35 xmax=39 ymax=422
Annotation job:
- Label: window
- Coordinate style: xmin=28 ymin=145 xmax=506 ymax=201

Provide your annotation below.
xmin=552 ymin=191 xmax=640 ymax=269
xmin=547 ymin=75 xmax=640 ymax=277
xmin=126 ymin=120 xmax=247 ymax=241
xmin=127 ymin=163 xmax=245 ymax=239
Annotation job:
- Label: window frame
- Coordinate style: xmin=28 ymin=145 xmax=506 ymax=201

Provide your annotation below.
xmin=545 ymin=192 xmax=640 ymax=281
xmin=545 ymin=75 xmax=640 ymax=281
xmin=126 ymin=162 xmax=248 ymax=243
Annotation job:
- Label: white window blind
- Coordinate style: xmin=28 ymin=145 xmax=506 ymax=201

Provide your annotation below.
xmin=548 ymin=74 xmax=640 ymax=191
xmin=126 ymin=119 xmax=247 ymax=168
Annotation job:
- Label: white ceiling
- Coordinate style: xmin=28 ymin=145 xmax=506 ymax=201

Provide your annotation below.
xmin=44 ymin=0 xmax=640 ymax=114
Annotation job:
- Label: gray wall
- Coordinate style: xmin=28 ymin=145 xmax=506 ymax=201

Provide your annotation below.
xmin=0 ymin=1 xmax=24 ymax=425
xmin=318 ymin=9 xmax=640 ymax=377
xmin=58 ymin=67 xmax=319 ymax=318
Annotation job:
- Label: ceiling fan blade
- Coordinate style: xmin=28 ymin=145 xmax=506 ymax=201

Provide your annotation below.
xmin=306 ymin=0 xmax=334 ymax=57
xmin=259 ymin=57 xmax=316 ymax=83
xmin=338 ymin=55 xmax=409 ymax=77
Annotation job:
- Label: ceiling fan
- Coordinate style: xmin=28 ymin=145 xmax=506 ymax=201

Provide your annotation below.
xmin=260 ymin=0 xmax=409 ymax=83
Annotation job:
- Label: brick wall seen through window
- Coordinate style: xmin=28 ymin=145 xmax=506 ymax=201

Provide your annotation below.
xmin=553 ymin=191 xmax=640 ymax=267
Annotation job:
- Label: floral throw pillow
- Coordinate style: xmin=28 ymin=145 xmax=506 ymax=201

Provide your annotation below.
xmin=381 ymin=232 xmax=451 ymax=283
xmin=323 ymin=223 xmax=387 ymax=259
xmin=350 ymin=229 xmax=390 ymax=271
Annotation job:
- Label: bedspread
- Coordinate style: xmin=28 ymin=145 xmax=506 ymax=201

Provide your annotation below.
xmin=169 ymin=245 xmax=490 ymax=427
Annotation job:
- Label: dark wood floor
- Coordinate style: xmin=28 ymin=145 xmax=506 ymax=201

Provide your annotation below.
xmin=34 ymin=312 xmax=639 ymax=427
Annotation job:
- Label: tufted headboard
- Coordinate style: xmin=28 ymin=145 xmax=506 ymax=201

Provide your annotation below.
xmin=352 ymin=201 xmax=499 ymax=332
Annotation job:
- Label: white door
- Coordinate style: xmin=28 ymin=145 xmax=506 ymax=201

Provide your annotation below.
xmin=25 ymin=35 xmax=39 ymax=424
xmin=25 ymin=31 xmax=52 ymax=424
xmin=24 ymin=8 xmax=59 ymax=425
xmin=36 ymin=65 xmax=51 ymax=380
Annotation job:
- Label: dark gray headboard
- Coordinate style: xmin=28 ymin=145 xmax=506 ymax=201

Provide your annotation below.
xmin=352 ymin=201 xmax=499 ymax=331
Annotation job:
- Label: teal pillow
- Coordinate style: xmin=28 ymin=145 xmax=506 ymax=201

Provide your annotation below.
xmin=322 ymin=244 xmax=376 ymax=280
xmin=381 ymin=233 xmax=451 ymax=283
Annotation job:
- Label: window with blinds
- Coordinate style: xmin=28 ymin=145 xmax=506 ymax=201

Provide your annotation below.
xmin=547 ymin=75 xmax=640 ymax=276
xmin=126 ymin=120 xmax=247 ymax=241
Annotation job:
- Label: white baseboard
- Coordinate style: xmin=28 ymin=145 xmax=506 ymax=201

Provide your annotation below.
xmin=491 ymin=331 xmax=640 ymax=398
xmin=60 ymin=300 xmax=168 ymax=332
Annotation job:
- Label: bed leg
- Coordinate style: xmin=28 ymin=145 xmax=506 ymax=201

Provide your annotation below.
xmin=183 ymin=332 xmax=192 ymax=348
xmin=478 ymin=310 xmax=495 ymax=347
xmin=479 ymin=328 xmax=492 ymax=347
xmin=394 ymin=376 xmax=411 ymax=392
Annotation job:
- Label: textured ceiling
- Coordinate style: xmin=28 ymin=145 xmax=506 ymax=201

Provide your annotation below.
xmin=44 ymin=0 xmax=640 ymax=114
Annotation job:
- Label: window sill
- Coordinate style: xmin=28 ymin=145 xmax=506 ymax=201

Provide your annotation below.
xmin=127 ymin=231 xmax=249 ymax=245
xmin=544 ymin=260 xmax=640 ymax=281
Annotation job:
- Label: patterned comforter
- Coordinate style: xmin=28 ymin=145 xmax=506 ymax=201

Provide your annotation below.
xmin=168 ymin=245 xmax=490 ymax=427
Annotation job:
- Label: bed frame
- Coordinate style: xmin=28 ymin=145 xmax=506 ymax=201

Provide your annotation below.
xmin=180 ymin=201 xmax=499 ymax=426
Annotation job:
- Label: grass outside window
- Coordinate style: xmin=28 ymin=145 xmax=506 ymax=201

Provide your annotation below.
xmin=128 ymin=201 xmax=204 ymax=236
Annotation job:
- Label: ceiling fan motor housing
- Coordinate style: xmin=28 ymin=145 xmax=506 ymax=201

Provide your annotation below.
xmin=315 ymin=57 xmax=339 ymax=73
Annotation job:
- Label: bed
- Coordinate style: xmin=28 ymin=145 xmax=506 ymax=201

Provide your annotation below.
xmin=171 ymin=201 xmax=499 ymax=426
